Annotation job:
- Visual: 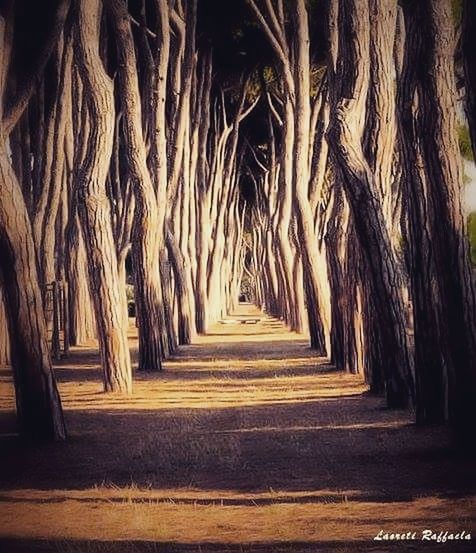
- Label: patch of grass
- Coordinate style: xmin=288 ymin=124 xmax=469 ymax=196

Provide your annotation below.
xmin=468 ymin=212 xmax=476 ymax=265
xmin=458 ymin=124 xmax=474 ymax=162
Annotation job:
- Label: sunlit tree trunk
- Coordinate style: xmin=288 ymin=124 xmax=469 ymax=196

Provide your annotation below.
xmin=74 ymin=0 xmax=132 ymax=393
xmin=0 ymin=0 xmax=66 ymax=440
xmin=0 ymin=286 xmax=9 ymax=366
xmin=292 ymin=0 xmax=330 ymax=353
xmin=108 ymin=0 xmax=163 ymax=371
xmin=33 ymin=35 xmax=72 ymax=293
xmin=65 ymin=211 xmax=96 ymax=345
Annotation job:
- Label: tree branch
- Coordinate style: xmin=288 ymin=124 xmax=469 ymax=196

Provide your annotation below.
xmin=3 ymin=0 xmax=70 ymax=136
xmin=238 ymin=93 xmax=260 ymax=122
xmin=245 ymin=0 xmax=287 ymax=67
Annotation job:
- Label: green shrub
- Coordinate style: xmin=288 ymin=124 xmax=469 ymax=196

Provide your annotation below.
xmin=458 ymin=124 xmax=474 ymax=162
xmin=468 ymin=212 xmax=476 ymax=265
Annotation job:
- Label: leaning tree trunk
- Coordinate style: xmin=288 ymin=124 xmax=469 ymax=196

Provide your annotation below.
xmin=363 ymin=0 xmax=401 ymax=393
xmin=0 ymin=135 xmax=66 ymax=440
xmin=327 ymin=0 xmax=413 ymax=408
xmin=0 ymin=2 xmax=66 ymax=440
xmin=74 ymin=0 xmax=132 ymax=393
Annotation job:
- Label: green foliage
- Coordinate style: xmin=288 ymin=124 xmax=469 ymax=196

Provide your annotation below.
xmin=468 ymin=212 xmax=476 ymax=265
xmin=458 ymin=124 xmax=474 ymax=162
xmin=452 ymin=0 xmax=463 ymax=24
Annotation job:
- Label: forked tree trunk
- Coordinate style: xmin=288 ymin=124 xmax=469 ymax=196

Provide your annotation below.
xmin=74 ymin=0 xmax=132 ymax=393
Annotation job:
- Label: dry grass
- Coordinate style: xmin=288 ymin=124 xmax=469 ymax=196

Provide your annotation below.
xmin=0 ymin=304 xmax=475 ymax=552
xmin=0 ymin=494 xmax=473 ymax=543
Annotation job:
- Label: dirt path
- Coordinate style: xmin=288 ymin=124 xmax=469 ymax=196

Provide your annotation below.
xmin=0 ymin=304 xmax=474 ymax=552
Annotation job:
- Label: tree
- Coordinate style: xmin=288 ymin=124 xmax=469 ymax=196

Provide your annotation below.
xmin=74 ymin=0 xmax=132 ymax=393
xmin=108 ymin=0 xmax=164 ymax=371
xmin=327 ymin=0 xmax=413 ymax=407
xmin=0 ymin=0 xmax=67 ymax=440
xmin=399 ymin=0 xmax=476 ymax=442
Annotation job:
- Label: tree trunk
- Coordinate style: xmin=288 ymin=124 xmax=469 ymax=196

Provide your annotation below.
xmin=0 ymin=1 xmax=66 ymax=440
xmin=166 ymin=227 xmax=194 ymax=344
xmin=417 ymin=0 xmax=476 ymax=443
xmin=66 ymin=213 xmax=96 ymax=345
xmin=327 ymin=0 xmax=413 ymax=408
xmin=0 ymin=285 xmax=9 ymax=367
xmin=74 ymin=0 xmax=132 ymax=393
xmin=0 ymin=135 xmax=66 ymax=440
xmin=108 ymin=0 xmax=163 ymax=371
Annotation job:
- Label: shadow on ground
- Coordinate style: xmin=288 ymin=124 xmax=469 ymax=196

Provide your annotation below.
xmin=0 ymin=305 xmax=474 ymax=549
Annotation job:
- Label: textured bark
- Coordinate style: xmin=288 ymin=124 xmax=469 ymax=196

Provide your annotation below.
xmin=194 ymin=53 xmax=213 ymax=333
xmin=0 ymin=136 xmax=66 ymax=439
xmin=400 ymin=0 xmax=476 ymax=441
xmin=0 ymin=0 xmax=66 ymax=441
xmin=291 ymin=0 xmax=329 ymax=353
xmin=361 ymin=0 xmax=402 ymax=391
xmin=0 ymin=285 xmax=10 ymax=366
xmin=397 ymin=0 xmax=445 ymax=423
xmin=276 ymin=100 xmax=301 ymax=330
xmin=166 ymin=227 xmax=194 ymax=344
xmin=108 ymin=0 xmax=163 ymax=371
xmin=65 ymin=213 xmax=95 ymax=345
xmin=74 ymin=0 xmax=132 ymax=393
xmin=327 ymin=0 xmax=413 ymax=407
xmin=35 ymin=34 xmax=73 ymax=290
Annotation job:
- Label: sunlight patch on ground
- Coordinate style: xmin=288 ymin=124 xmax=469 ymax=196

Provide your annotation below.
xmin=0 ymin=491 xmax=473 ymax=544
xmin=0 ymin=373 xmax=367 ymax=412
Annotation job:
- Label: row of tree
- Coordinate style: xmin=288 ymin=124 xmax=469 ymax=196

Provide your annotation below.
xmin=0 ymin=0 xmax=475 ymax=450
xmin=0 ymin=0 xmax=255 ymax=439
xmin=245 ymin=0 xmax=476 ymax=448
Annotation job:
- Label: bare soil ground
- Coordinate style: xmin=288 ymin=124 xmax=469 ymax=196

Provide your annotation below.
xmin=0 ymin=304 xmax=474 ymax=552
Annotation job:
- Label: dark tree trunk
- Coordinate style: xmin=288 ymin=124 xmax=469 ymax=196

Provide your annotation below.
xmin=327 ymin=0 xmax=413 ymax=408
